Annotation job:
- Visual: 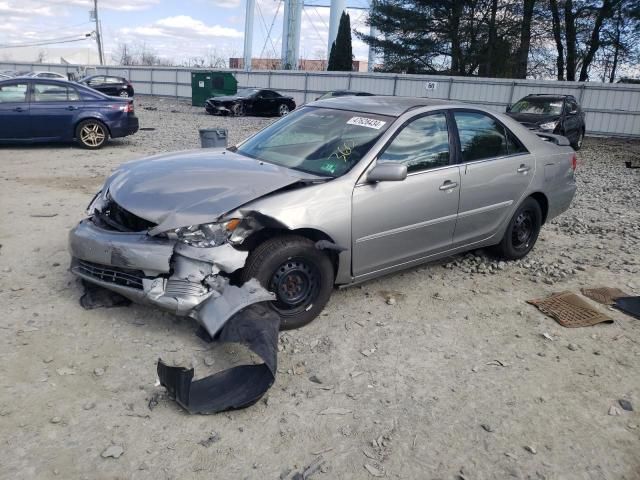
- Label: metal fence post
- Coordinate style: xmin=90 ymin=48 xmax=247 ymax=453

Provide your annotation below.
xmin=508 ymin=81 xmax=516 ymax=106
xmin=447 ymin=78 xmax=454 ymax=99
xmin=268 ymin=71 xmax=272 ymax=88
xmin=175 ymin=69 xmax=179 ymax=98
xmin=392 ymin=75 xmax=398 ymax=96
xmin=347 ymin=73 xmax=352 ymax=90
xmin=150 ymin=68 xmax=154 ymax=96
xmin=304 ymin=72 xmax=309 ymax=103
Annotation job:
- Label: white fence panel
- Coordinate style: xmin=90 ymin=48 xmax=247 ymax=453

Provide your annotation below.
xmin=1 ymin=61 xmax=639 ymax=137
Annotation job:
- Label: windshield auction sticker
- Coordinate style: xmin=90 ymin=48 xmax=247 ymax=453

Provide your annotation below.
xmin=347 ymin=117 xmax=387 ymax=130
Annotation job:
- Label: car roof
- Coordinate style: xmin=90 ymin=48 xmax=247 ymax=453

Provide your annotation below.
xmin=524 ymin=94 xmax=574 ymax=100
xmin=309 ymin=95 xmax=452 ymax=117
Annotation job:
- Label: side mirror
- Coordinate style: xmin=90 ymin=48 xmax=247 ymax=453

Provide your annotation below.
xmin=367 ymin=163 xmax=407 ymax=183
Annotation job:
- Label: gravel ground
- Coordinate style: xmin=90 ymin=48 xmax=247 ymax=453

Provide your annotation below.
xmin=1 ymin=96 xmax=639 ymax=480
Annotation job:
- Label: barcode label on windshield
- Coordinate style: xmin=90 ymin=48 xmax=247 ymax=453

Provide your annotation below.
xmin=347 ymin=117 xmax=386 ymax=130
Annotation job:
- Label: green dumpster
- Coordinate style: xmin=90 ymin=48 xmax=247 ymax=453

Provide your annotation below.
xmin=191 ymin=71 xmax=238 ymax=107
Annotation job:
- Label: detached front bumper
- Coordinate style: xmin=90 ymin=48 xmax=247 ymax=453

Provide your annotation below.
xmin=205 ymin=103 xmax=230 ymax=115
xmin=69 ymin=219 xmax=274 ymax=336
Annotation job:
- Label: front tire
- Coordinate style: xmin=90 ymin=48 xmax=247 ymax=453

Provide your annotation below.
xmin=231 ymin=103 xmax=245 ymax=116
xmin=240 ymin=235 xmax=334 ymax=329
xmin=493 ymin=197 xmax=542 ymax=260
xmin=278 ymin=104 xmax=290 ymax=116
xmin=75 ymin=119 xmax=108 ymax=149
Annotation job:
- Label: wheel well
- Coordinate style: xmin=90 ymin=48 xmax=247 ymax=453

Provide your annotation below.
xmin=241 ymin=227 xmax=340 ymax=277
xmin=74 ymin=117 xmax=111 ymax=138
xmin=529 ymin=192 xmax=549 ymax=224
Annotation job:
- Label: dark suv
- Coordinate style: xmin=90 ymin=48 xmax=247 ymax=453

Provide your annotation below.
xmin=78 ymin=75 xmax=135 ymax=98
xmin=506 ymin=94 xmax=585 ymax=150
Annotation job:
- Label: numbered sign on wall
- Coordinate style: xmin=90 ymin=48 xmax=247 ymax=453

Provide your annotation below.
xmin=425 ymin=81 xmax=438 ymax=91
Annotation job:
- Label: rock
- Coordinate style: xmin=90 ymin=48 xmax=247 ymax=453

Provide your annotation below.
xmin=364 ymin=463 xmax=384 ymax=477
xmin=50 ymin=416 xmax=61 ymax=424
xmin=83 ymin=402 xmax=96 ymax=411
xmin=524 ymin=445 xmax=537 ymax=454
xmin=56 ymin=367 xmax=75 ymax=376
xmin=101 ymin=445 xmax=124 ymax=459
xmin=93 ymin=367 xmax=105 ymax=377
xmin=480 ymin=423 xmax=494 ymax=432
xmin=309 ymin=375 xmax=323 ymax=384
xmin=608 ymin=405 xmax=621 ymax=416
xmin=619 ymin=399 xmax=633 ymax=411
xmin=198 ymin=432 xmax=221 ymax=447
xmin=567 ymin=343 xmax=578 ymax=351
xmin=319 ymin=407 xmax=352 ymax=415
xmin=43 ymin=356 xmax=54 ymax=363
xmin=386 ymin=297 xmax=396 ymax=305
xmin=360 ymin=348 xmax=376 ymax=357
xmin=138 ymin=462 xmax=149 ymax=470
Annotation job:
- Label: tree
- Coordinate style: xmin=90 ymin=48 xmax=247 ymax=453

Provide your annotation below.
xmin=327 ymin=11 xmax=353 ymax=71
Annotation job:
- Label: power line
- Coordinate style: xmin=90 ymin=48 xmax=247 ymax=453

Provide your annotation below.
xmin=0 ymin=34 xmax=93 ymax=49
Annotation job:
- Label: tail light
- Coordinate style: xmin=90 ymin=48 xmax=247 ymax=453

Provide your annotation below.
xmin=111 ymin=102 xmax=134 ymax=113
xmin=570 ymin=153 xmax=577 ymax=171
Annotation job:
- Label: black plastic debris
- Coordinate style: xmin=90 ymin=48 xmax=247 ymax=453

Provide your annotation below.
xmin=157 ymin=303 xmax=280 ymax=414
xmin=79 ymin=280 xmax=131 ymax=310
xmin=615 ymin=296 xmax=640 ymax=319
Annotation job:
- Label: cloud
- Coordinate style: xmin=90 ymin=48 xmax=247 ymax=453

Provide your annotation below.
xmin=59 ymin=0 xmax=160 ymax=11
xmin=0 ymin=0 xmax=56 ymax=16
xmin=209 ymin=0 xmax=241 ymax=8
xmin=119 ymin=15 xmax=243 ymax=41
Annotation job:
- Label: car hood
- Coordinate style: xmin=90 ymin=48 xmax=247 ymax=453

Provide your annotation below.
xmin=506 ymin=112 xmax=560 ymax=127
xmin=103 ymin=149 xmax=321 ymax=234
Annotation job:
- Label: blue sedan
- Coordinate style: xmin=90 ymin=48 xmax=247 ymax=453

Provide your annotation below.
xmin=0 ymin=78 xmax=139 ymax=149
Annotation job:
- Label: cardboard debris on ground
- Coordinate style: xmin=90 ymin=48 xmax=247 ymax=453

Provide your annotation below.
xmin=527 ymin=291 xmax=613 ymax=327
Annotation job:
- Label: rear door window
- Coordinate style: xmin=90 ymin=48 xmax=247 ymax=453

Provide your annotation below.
xmin=33 ymin=83 xmax=79 ymax=102
xmin=454 ymin=111 xmax=509 ymax=162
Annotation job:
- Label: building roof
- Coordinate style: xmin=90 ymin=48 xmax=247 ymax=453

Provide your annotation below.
xmin=308 ymin=95 xmax=452 ymax=117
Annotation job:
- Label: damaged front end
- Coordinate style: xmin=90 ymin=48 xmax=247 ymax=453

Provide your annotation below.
xmin=68 ymin=196 xmax=274 ymax=338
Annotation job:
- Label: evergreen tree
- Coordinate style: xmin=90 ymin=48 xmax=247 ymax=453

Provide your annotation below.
xmin=328 ymin=11 xmax=353 ymax=71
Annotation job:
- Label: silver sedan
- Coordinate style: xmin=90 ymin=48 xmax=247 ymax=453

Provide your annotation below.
xmin=69 ymin=96 xmax=577 ymax=333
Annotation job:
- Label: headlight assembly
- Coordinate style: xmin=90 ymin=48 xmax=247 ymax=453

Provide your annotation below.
xmin=174 ymin=219 xmax=241 ymax=248
xmin=538 ymin=121 xmax=558 ymax=131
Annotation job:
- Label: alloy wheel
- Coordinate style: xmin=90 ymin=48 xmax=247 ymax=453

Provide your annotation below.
xmin=119 ymin=90 xmax=129 ymax=97
xmin=80 ymin=123 xmax=106 ymax=148
xmin=279 ymin=104 xmax=290 ymax=116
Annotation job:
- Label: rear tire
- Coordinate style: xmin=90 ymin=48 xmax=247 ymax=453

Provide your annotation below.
xmin=573 ymin=129 xmax=584 ymax=150
xmin=493 ymin=197 xmax=542 ymax=260
xmin=240 ymin=235 xmax=334 ymax=330
xmin=75 ymin=119 xmax=108 ymax=149
xmin=278 ymin=104 xmax=290 ymax=117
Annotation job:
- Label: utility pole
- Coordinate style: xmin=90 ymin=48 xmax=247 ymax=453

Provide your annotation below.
xmin=91 ymin=0 xmax=104 ymax=65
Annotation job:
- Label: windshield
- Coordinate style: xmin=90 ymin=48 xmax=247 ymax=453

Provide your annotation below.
xmin=235 ymin=106 xmax=392 ymax=177
xmin=511 ymin=98 xmax=563 ymax=115
xmin=237 ymin=88 xmax=258 ymax=97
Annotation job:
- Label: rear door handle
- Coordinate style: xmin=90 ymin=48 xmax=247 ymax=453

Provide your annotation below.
xmin=66 ymin=106 xmax=79 ymax=111
xmin=13 ymin=106 xmax=25 ymax=112
xmin=439 ymin=180 xmax=458 ymax=191
xmin=517 ymin=164 xmax=531 ymax=174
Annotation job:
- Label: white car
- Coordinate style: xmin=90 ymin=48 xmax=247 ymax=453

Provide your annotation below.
xmin=26 ymin=71 xmax=68 ymax=80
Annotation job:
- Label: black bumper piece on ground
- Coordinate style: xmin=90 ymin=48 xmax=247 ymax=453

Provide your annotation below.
xmin=157 ymin=303 xmax=280 ymax=414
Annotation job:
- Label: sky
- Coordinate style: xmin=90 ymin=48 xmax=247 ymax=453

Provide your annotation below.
xmin=0 ymin=0 xmax=373 ymax=65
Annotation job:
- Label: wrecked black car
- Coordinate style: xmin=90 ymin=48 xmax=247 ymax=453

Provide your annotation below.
xmin=205 ymin=88 xmax=295 ymax=117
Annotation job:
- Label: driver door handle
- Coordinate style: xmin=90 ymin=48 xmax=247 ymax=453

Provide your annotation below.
xmin=13 ymin=106 xmax=26 ymax=112
xmin=439 ymin=180 xmax=458 ymax=191
xmin=517 ymin=164 xmax=531 ymax=174
xmin=66 ymin=105 xmax=79 ymax=111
